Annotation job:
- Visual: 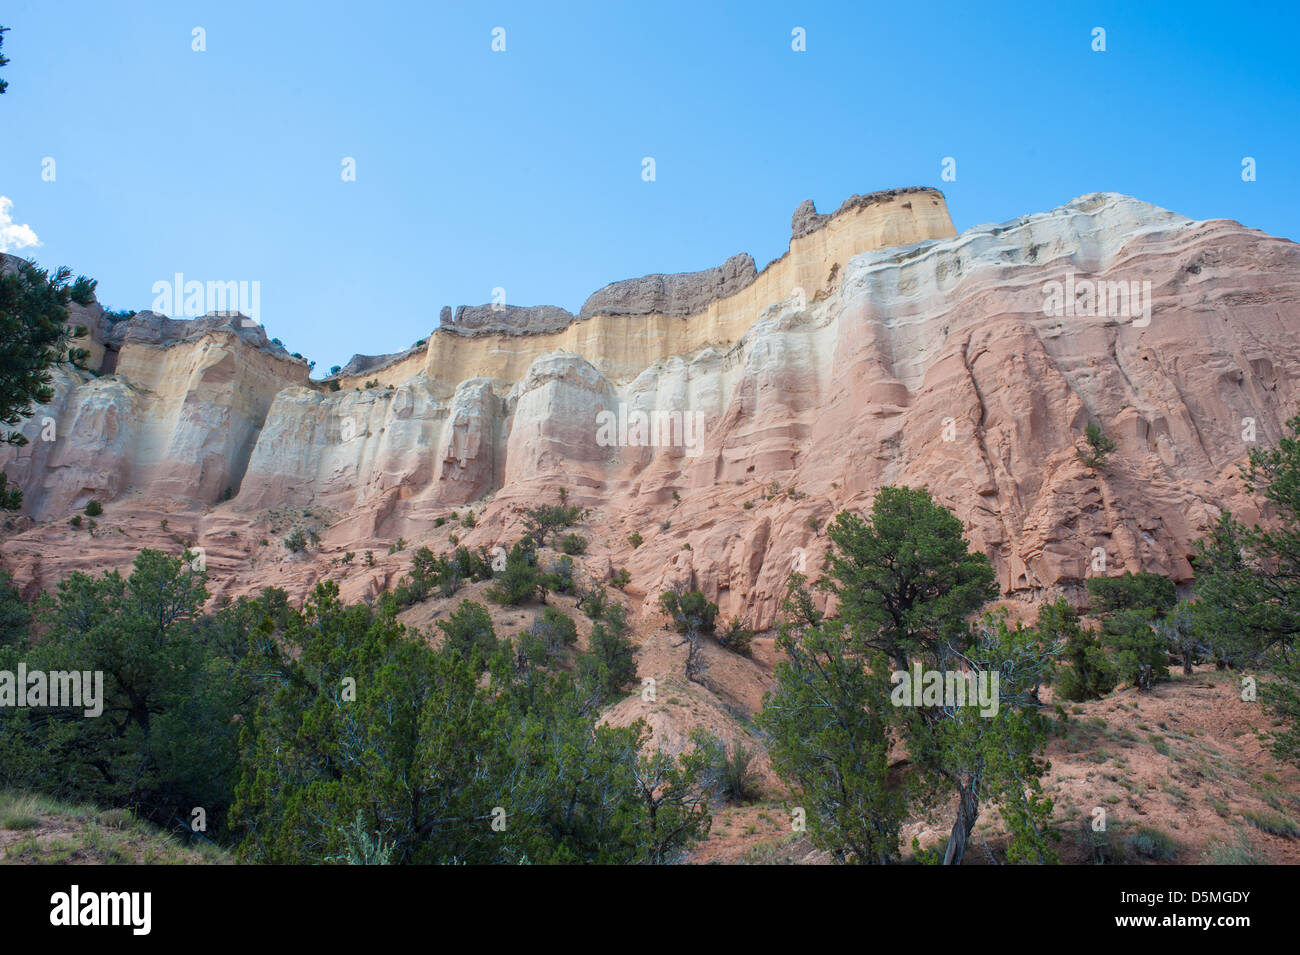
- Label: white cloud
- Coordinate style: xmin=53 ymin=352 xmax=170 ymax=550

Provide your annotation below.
xmin=0 ymin=196 xmax=41 ymax=253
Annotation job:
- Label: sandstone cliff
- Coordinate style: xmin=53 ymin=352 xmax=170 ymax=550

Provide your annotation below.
xmin=3 ymin=186 xmax=1297 ymax=634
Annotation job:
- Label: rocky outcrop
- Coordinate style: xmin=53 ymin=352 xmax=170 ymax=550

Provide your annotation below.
xmin=0 ymin=315 xmax=310 ymax=520
xmin=4 ymin=188 xmax=1297 ymax=635
xmin=444 ymin=303 xmax=575 ymax=337
xmin=103 ymin=310 xmax=271 ymax=350
xmin=436 ymin=378 xmax=501 ymax=503
xmin=791 ymin=186 xmax=943 ymax=240
xmin=503 ymin=354 xmax=615 ymax=490
xmin=580 ymin=253 xmax=758 ymax=318
xmin=336 ymin=344 xmax=425 ymax=380
xmin=791 ymin=200 xmax=830 ymax=239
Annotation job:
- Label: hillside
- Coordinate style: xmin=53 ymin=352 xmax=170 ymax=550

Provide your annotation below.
xmin=3 ymin=185 xmax=1300 ymax=865
xmin=0 ymin=792 xmax=230 ymax=865
xmin=688 ymin=667 xmax=1300 ymax=864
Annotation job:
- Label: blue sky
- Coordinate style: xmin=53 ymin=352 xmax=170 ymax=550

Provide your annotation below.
xmin=1 ymin=1 xmax=1296 ymax=372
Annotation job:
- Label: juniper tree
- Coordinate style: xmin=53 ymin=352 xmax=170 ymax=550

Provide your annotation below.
xmin=0 ymin=550 xmax=237 ymax=832
xmin=520 ymin=496 xmax=587 ymax=547
xmin=1076 ymin=422 xmax=1117 ymax=471
xmin=0 ymin=569 xmax=29 ymax=647
xmin=486 ymin=539 xmax=540 ymax=606
xmin=1086 ymin=572 xmax=1177 ymax=689
xmin=824 ymin=486 xmax=997 ymax=672
xmin=1194 ymin=413 xmax=1300 ymax=771
xmin=659 ymin=585 xmax=717 ymax=685
xmin=756 ymin=579 xmax=904 ymax=864
xmin=436 ymin=600 xmax=499 ymax=667
xmin=0 ymin=25 xmax=9 ymax=95
xmin=1039 ymin=597 xmax=1116 ymax=701
xmin=1154 ymin=599 xmax=1211 ymax=676
xmin=0 ymin=261 xmax=91 ymax=509
xmin=235 ymin=583 xmax=713 ymax=864
xmin=907 ymin=613 xmax=1060 ymax=865
xmin=578 ymin=600 xmax=637 ymax=702
xmin=759 ymin=489 xmax=1057 ymax=865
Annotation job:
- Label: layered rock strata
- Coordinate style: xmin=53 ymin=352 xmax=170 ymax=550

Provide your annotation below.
xmin=2 ymin=187 xmax=1295 ymax=634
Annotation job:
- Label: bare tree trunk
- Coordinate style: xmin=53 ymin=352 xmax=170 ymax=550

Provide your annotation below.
xmin=1138 ymin=663 xmax=1153 ymax=691
xmin=683 ymin=625 xmax=707 ymax=685
xmin=942 ymin=775 xmax=980 ymax=866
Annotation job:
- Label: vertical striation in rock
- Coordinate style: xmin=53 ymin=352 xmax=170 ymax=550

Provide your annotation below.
xmin=4 ymin=189 xmax=1299 ymax=633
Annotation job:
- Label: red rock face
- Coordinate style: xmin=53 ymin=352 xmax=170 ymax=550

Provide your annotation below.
xmin=2 ymin=191 xmax=1297 ymax=630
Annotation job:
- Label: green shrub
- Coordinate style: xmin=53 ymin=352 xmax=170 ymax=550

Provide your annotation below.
xmin=390 ymin=547 xmax=443 ymax=607
xmin=1077 ymin=423 xmax=1117 ymax=470
xmin=559 ymin=533 xmax=587 ymax=556
xmin=284 ymin=527 xmax=308 ymax=553
xmin=578 ymin=607 xmax=637 ymax=700
xmin=327 ymin=810 xmax=395 ymax=865
xmin=1086 ymin=573 xmax=1177 ymax=689
xmin=578 ymin=585 xmax=609 ymax=621
xmin=84 ymin=499 xmax=102 ymax=517
xmin=69 ymin=275 xmax=98 ymax=306
xmin=627 ymin=531 xmax=643 ymax=549
xmin=452 ymin=545 xmax=494 ymax=583
xmin=1204 ymin=832 xmax=1268 ymax=864
xmin=435 ymin=601 xmax=499 ymax=667
xmin=486 ymin=541 xmax=539 ymax=606
xmin=1242 ymin=808 xmax=1300 ymax=838
xmin=521 ymin=499 xmax=588 ymax=546
xmin=531 ymin=606 xmax=578 ymax=654
xmin=1040 ymin=598 xmax=1117 ymax=701
xmin=1125 ymin=826 xmax=1179 ymax=860
xmin=542 ymin=555 xmax=576 ymax=595
xmin=718 ymin=617 xmax=755 ymax=657
xmin=659 ymin=589 xmax=718 ymax=636
xmin=698 ymin=734 xmax=761 ymax=804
